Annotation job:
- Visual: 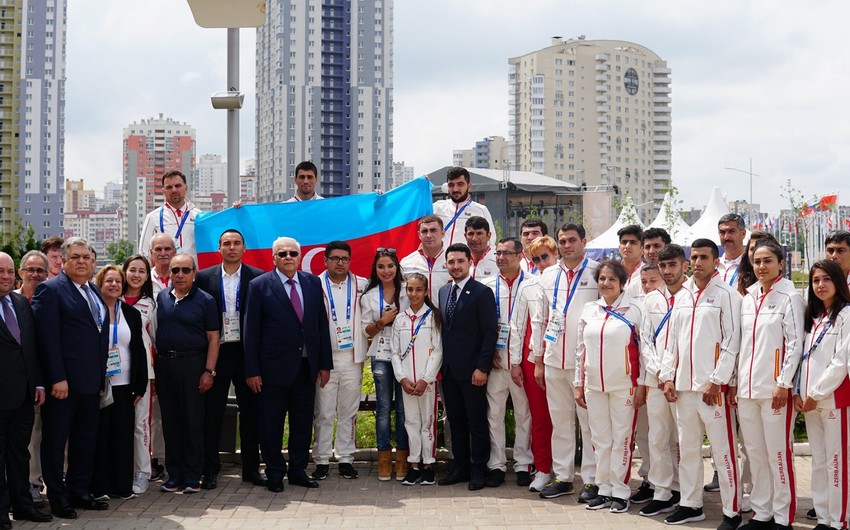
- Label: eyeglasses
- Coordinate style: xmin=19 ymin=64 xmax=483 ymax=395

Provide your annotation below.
xmin=327 ymin=256 xmax=351 ymax=264
xmin=531 ymin=253 xmax=551 ymax=264
xmin=276 ymin=251 xmax=300 ymax=258
xmin=23 ymin=267 xmax=47 ymax=275
xmin=376 ymin=247 xmax=397 ymax=255
xmin=170 ymin=267 xmax=195 ymax=275
xmin=494 ymin=251 xmax=519 ymax=257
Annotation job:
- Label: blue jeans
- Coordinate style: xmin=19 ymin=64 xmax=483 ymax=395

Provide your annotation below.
xmin=371 ymin=359 xmax=408 ymax=451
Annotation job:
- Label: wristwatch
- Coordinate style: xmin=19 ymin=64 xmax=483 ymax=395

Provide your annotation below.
xmin=205 ymin=368 xmax=217 ymax=377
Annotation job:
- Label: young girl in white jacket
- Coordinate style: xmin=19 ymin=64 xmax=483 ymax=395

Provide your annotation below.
xmin=390 ymin=273 xmax=442 ymax=486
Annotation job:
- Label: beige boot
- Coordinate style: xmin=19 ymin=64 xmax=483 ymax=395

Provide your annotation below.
xmin=395 ymin=449 xmax=409 ymax=481
xmin=377 ymin=450 xmax=392 ymax=481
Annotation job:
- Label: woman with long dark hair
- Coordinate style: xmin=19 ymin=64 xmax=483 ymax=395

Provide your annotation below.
xmin=736 ymin=230 xmax=779 ymax=296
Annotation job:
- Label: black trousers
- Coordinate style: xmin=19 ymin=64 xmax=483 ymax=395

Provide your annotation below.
xmin=91 ymin=385 xmax=135 ymax=497
xmin=440 ymin=368 xmax=490 ymax=477
xmin=155 ymin=353 xmax=205 ymax=484
xmin=203 ymin=344 xmax=260 ymax=478
xmin=41 ymin=392 xmax=100 ymax=502
xmin=258 ymin=359 xmax=315 ymax=482
xmin=0 ymin=397 xmax=35 ymax=513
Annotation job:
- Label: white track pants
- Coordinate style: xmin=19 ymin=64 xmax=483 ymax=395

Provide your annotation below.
xmin=486 ymin=368 xmax=533 ymax=472
xmin=635 ymin=406 xmax=650 ymax=479
xmin=646 ymin=386 xmax=679 ymax=500
xmin=676 ymin=390 xmax=741 ymax=518
xmin=805 ymin=408 xmax=848 ymax=529
xmin=133 ymin=383 xmax=153 ymax=477
xmin=313 ymin=354 xmax=363 ymax=465
xmin=402 ymin=383 xmax=438 ymax=465
xmin=28 ymin=406 xmax=42 ymax=484
xmin=151 ymin=393 xmax=165 ymax=461
xmin=545 ymin=365 xmax=595 ymax=484
xmin=585 ymin=388 xmax=637 ymax=500
xmin=737 ymin=397 xmax=797 ymax=526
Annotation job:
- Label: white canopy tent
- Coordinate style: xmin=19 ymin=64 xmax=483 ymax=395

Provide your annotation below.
xmin=647 ymin=192 xmax=692 ymax=246
xmin=586 ymin=197 xmax=644 ymax=258
xmin=684 ymin=187 xmax=730 ymax=246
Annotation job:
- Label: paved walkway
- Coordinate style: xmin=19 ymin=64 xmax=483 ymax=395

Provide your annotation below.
xmin=16 ymin=457 xmax=819 ymax=529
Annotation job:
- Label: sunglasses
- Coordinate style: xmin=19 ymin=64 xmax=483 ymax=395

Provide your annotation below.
xmin=170 ymin=267 xmax=195 ymax=275
xmin=376 ymin=247 xmax=397 ymax=255
xmin=531 ymin=253 xmax=551 ymax=264
xmin=276 ymin=251 xmax=300 ymax=258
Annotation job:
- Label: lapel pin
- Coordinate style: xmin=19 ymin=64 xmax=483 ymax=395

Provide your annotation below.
xmin=465 ymin=291 xmax=470 ymax=295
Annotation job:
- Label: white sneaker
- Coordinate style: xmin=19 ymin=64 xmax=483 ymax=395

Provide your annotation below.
xmin=132 ymin=471 xmax=149 ymax=494
xmin=528 ymin=471 xmax=551 ymax=492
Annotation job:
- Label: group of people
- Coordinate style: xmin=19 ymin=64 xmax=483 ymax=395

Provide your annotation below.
xmin=1 ymin=163 xmax=849 ymax=530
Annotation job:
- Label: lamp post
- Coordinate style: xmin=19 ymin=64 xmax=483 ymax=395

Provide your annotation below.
xmin=724 ymin=158 xmax=760 ymax=230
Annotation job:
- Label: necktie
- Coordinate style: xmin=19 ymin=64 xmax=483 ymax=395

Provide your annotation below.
xmin=2 ymin=297 xmax=21 ymax=344
xmin=446 ymin=284 xmax=459 ymax=323
xmin=287 ymin=279 xmax=303 ymax=322
xmin=80 ymin=284 xmax=100 ymax=327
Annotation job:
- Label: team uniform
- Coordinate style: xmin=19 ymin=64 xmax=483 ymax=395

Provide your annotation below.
xmin=718 ymin=253 xmax=743 ymax=288
xmin=798 ymin=306 xmax=850 ymax=530
xmin=639 ymin=287 xmax=680 ymax=504
xmin=624 ymin=261 xmax=644 ymax=300
xmin=575 ymin=293 xmax=644 ymax=505
xmin=314 ymin=272 xmax=368 ymax=468
xmin=519 ymin=253 xmax=540 ymax=275
xmin=284 ymin=193 xmax=324 ymax=203
xmin=470 ymin=248 xmax=497 ymax=281
xmin=737 ymin=276 xmax=805 ymax=527
xmin=433 ymin=197 xmax=496 ymax=248
xmin=659 ymin=272 xmax=743 ymax=519
xmin=482 ymin=273 xmax=533 ymax=476
xmin=537 ymin=257 xmax=599 ymax=488
xmin=139 ymin=200 xmax=200 ymax=259
xmin=390 ymin=306 xmax=442 ymax=466
xmin=400 ymin=248 xmax=450 ymax=302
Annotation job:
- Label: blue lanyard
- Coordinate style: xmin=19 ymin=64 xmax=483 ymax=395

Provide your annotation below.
xmin=602 ymin=306 xmax=639 ymax=345
xmin=220 ymin=273 xmax=240 ymax=313
xmin=797 ymin=317 xmax=835 ymax=393
xmin=401 ymin=308 xmax=432 ymax=360
xmin=728 ymin=267 xmax=739 ymax=287
xmin=325 ymin=273 xmax=352 ymax=324
xmin=159 ymin=205 xmax=190 ymax=242
xmin=379 ymin=283 xmax=384 ymax=313
xmin=496 ymin=271 xmax=524 ymax=321
xmin=553 ymin=258 xmax=588 ymax=316
xmin=112 ymin=301 xmax=121 ymax=346
xmin=654 ymin=308 xmax=672 ymax=341
xmin=444 ymin=197 xmax=472 ymax=232
xmin=84 ymin=284 xmax=103 ymax=330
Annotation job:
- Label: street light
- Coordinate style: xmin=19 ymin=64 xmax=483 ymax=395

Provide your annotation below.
xmin=724 ymin=158 xmax=760 ymax=230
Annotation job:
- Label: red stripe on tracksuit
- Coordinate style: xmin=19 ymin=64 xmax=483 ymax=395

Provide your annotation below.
xmin=723 ymin=400 xmax=740 ymax=514
xmin=784 ymin=402 xmax=797 ymax=522
xmin=841 ymin=408 xmax=849 ymax=527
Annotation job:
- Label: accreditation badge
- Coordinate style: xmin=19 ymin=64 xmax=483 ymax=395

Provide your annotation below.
xmin=106 ymin=346 xmax=122 ymax=376
xmin=375 ymin=335 xmax=392 ymax=359
xmin=336 ymin=324 xmax=354 ymax=350
xmin=543 ymin=314 xmax=564 ymax=343
xmin=496 ymin=321 xmax=510 ymax=350
xmin=223 ymin=311 xmax=241 ymax=342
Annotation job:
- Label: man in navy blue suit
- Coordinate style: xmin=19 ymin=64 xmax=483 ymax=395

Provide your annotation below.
xmin=437 ymin=243 xmax=498 ymax=491
xmin=31 ymin=237 xmax=110 ymax=519
xmin=244 ymin=236 xmax=333 ymax=493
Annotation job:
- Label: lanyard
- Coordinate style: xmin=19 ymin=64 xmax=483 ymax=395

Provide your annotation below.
xmin=728 ymin=267 xmax=739 ymax=287
xmin=401 ymin=308 xmax=432 ymax=360
xmin=419 ymin=249 xmax=436 ymax=271
xmin=112 ymin=300 xmax=121 ymax=346
xmin=801 ymin=320 xmax=832 ymax=363
xmin=325 ymin=273 xmax=352 ymax=324
xmin=379 ymin=283 xmax=384 ymax=313
xmin=553 ymin=258 xmax=588 ymax=316
xmin=84 ymin=284 xmax=103 ymax=330
xmin=603 ymin=306 xmax=639 ymax=345
xmin=444 ymin=197 xmax=472 ymax=232
xmin=159 ymin=205 xmax=190 ymax=242
xmin=496 ymin=271 xmax=524 ymax=321
xmin=654 ymin=308 xmax=673 ymax=341
xmin=221 ymin=273 xmax=240 ymax=313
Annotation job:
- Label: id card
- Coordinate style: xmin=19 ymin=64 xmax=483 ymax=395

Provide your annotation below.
xmin=375 ymin=335 xmax=392 ymax=360
xmin=543 ymin=314 xmax=564 ymax=343
xmin=106 ymin=345 xmax=122 ymax=376
xmin=335 ymin=324 xmax=354 ymax=350
xmin=222 ymin=311 xmax=241 ymax=342
xmin=496 ymin=322 xmax=510 ymax=349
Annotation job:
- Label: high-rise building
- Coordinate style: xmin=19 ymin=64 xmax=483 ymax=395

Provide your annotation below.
xmin=451 ymin=136 xmax=509 ymax=170
xmin=0 ymin=0 xmax=66 ymax=240
xmin=509 ymin=37 xmax=671 ymax=220
xmin=122 ymin=114 xmax=196 ymax=250
xmin=390 ymin=160 xmax=414 ymax=188
xmin=255 ymin=0 xmax=393 ymax=202
xmin=194 ymin=153 xmax=227 ymax=196
xmin=65 ymin=179 xmax=96 ymax=212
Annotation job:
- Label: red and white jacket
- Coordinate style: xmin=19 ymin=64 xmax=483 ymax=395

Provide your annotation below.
xmin=640 ymin=287 xmax=677 ymax=388
xmin=319 ymin=271 xmax=368 ymax=363
xmin=482 ymin=272 xmax=528 ymax=370
xmin=574 ymin=292 xmax=645 ymax=393
xmin=433 ymin=197 xmax=496 ymax=248
xmin=400 ymin=247 xmax=450 ymax=301
xmin=660 ymin=273 xmax=742 ymax=392
xmin=471 ymin=248 xmax=498 ymax=281
xmin=738 ymin=277 xmax=805 ymax=399
xmin=509 ymin=274 xmax=543 ymax=366
xmin=390 ymin=305 xmax=442 ymax=384
xmin=537 ymin=257 xmax=600 ymax=371
xmin=122 ymin=294 xmax=157 ymax=380
xmin=799 ymin=306 xmax=850 ymax=410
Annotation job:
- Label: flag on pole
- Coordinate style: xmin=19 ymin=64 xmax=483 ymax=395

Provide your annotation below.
xmin=820 ymin=194 xmax=838 ymax=211
xmin=194 ymin=176 xmax=435 ymax=276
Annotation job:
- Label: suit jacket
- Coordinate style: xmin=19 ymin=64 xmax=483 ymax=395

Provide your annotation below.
xmin=243 ymin=270 xmax=333 ymax=387
xmin=438 ymin=277 xmax=498 ymax=380
xmin=0 ymin=291 xmax=43 ymax=410
xmin=31 ymin=271 xmax=110 ymax=395
xmin=196 ymin=262 xmax=263 ymax=354
xmin=119 ymin=301 xmax=151 ymax=399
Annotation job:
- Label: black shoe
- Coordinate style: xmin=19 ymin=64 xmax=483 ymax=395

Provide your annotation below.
xmin=811 ymin=524 xmax=830 ymax=530
xmin=577 ymin=483 xmax=599 ymax=503
xmin=717 ymin=514 xmax=742 ymax=530
xmin=244 ymin=471 xmax=268 ymax=486
xmin=311 ymin=464 xmax=330 ymax=480
xmin=150 ymin=459 xmax=165 ymax=481
xmin=339 ymin=463 xmax=359 ymax=479
xmin=468 ymin=474 xmax=486 ymax=491
xmin=70 ymin=495 xmax=109 ymax=511
xmin=772 ymin=525 xmax=792 ymax=530
xmin=289 ymin=471 xmax=319 ymax=489
xmin=49 ymin=499 xmax=78 ymax=520
xmin=0 ymin=515 xmax=10 ymax=530
xmin=516 ymin=470 xmax=532 ymax=487
xmin=704 ymin=470 xmax=720 ymax=492
xmin=266 ymin=480 xmax=284 ymax=493
xmin=539 ymin=480 xmax=574 ymax=499
xmin=420 ymin=467 xmax=436 ymax=485
xmin=665 ymin=506 xmax=706 ymax=525
xmin=806 ymin=508 xmax=818 ymax=520
xmin=738 ymin=517 xmax=774 ymax=530
xmin=201 ymin=475 xmax=218 ymax=490
xmin=485 ymin=469 xmax=505 ymax=488
xmin=12 ymin=508 xmax=53 ymax=523
xmin=438 ymin=469 xmax=470 ymax=486
xmin=639 ymin=498 xmax=676 ymax=517
xmin=629 ymin=480 xmax=654 ymax=504
xmin=401 ymin=468 xmax=421 ymax=486
xmin=670 ymin=490 xmax=681 ymax=505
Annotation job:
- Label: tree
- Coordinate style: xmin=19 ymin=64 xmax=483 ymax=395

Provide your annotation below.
xmin=0 ymin=222 xmax=41 ymax=267
xmin=781 ymin=180 xmax=807 ymax=266
xmin=658 ymin=183 xmax=685 ymax=242
xmin=106 ymin=239 xmax=135 ymax=265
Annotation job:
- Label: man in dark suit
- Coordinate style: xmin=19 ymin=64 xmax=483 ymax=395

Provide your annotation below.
xmin=0 ymin=252 xmax=52 ymax=529
xmin=195 ymin=229 xmax=264 ymax=489
xmin=244 ymin=236 xmax=333 ymax=493
xmin=31 ymin=237 xmax=110 ymax=519
xmin=437 ymin=243 xmax=498 ymax=491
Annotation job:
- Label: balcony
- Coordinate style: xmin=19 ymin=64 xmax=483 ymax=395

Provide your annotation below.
xmin=600 ymin=157 xmax=610 ymax=164
xmin=600 ymin=146 xmax=610 ymax=154
xmin=595 ymin=74 xmax=608 ymax=82
xmin=596 ymin=115 xmax=610 ymax=123
xmin=653 ymin=114 xmax=672 ymax=123
xmin=653 ymin=105 xmax=671 ymax=113
xmin=653 ymin=134 xmax=672 ymax=142
xmin=652 ymin=96 xmax=671 ymax=103
xmin=595 ymin=95 xmax=609 ymax=102
xmin=598 ymin=127 xmax=609 ymax=133
xmin=654 ymin=163 xmax=672 ymax=171
xmin=596 ymin=84 xmax=609 ymax=92
xmin=654 ymin=125 xmax=672 ymax=132
xmin=653 ymin=86 xmax=672 ymax=94
xmin=597 ymin=105 xmax=610 ymax=112
xmin=653 ymin=153 xmax=670 ymax=161
xmin=599 ymin=135 xmax=610 ymax=144
xmin=596 ymin=53 xmax=611 ymax=61
xmin=595 ymin=64 xmax=610 ymax=72
xmin=652 ymin=66 xmax=672 ymax=75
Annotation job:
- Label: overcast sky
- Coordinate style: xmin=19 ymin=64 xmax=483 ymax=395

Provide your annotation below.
xmin=65 ymin=0 xmax=850 ymax=213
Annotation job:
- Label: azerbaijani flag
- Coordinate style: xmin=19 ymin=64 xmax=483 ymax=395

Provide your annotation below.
xmin=194 ymin=176 xmax=434 ymax=276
